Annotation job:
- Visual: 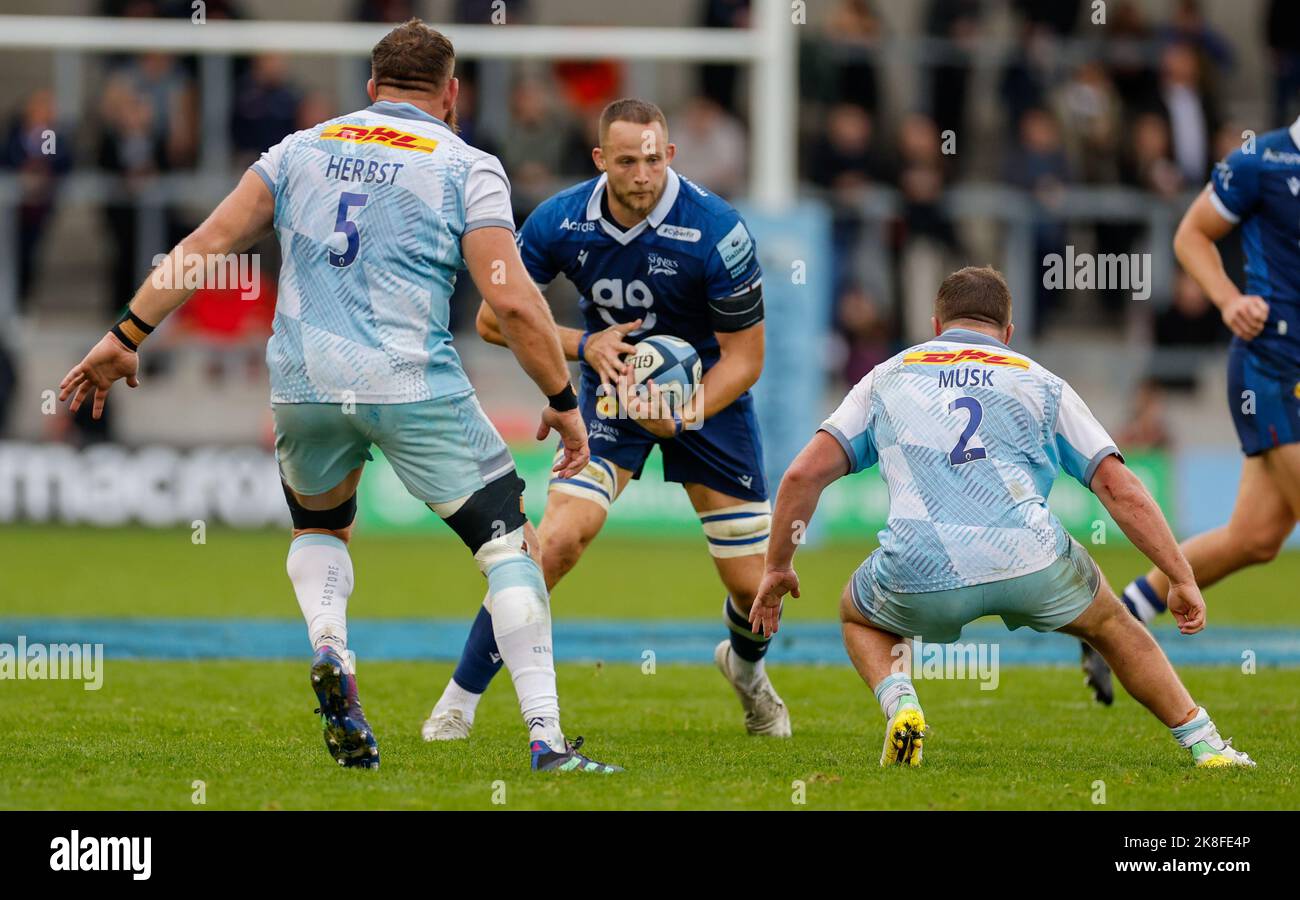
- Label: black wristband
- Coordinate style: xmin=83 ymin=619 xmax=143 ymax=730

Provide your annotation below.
xmin=547 ymin=383 xmax=578 ymax=412
xmin=110 ymin=310 xmax=156 ymax=352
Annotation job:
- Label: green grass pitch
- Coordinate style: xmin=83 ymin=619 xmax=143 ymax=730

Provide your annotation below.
xmin=3 ymin=526 xmax=1299 ymax=809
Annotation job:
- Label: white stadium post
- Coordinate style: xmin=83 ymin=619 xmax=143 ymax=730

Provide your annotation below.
xmin=750 ymin=0 xmax=797 ymax=212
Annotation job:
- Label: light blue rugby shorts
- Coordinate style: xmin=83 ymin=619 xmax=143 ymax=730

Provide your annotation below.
xmin=849 ymin=537 xmax=1102 ymax=644
xmin=272 ymin=389 xmax=516 ymax=503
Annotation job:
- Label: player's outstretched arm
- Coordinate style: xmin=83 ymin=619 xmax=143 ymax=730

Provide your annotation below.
xmin=750 ymin=429 xmax=851 ymax=637
xmin=59 ymin=170 xmax=274 ymax=418
xmin=1091 ymin=454 xmax=1206 ymax=634
xmin=463 ymin=226 xmax=589 ymax=478
xmin=1175 ymin=190 xmax=1268 ymax=341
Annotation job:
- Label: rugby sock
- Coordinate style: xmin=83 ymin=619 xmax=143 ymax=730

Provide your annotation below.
xmin=487 ymin=555 xmax=564 ymax=748
xmin=1170 ymin=706 xmax=1213 ymax=748
xmin=447 ymin=598 xmax=503 ymax=699
xmin=723 ymin=595 xmax=772 ymax=689
xmin=287 ymin=533 xmax=353 ymax=663
xmin=1121 ymin=575 xmax=1167 ymax=624
xmin=874 ymin=672 xmax=920 ymax=719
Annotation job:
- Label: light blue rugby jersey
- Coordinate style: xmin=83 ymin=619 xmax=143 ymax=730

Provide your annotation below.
xmin=820 ymin=328 xmax=1121 ymax=593
xmin=250 ymin=100 xmax=515 ymax=404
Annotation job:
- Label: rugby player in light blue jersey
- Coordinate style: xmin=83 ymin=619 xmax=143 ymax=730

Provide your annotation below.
xmin=1082 ymin=118 xmax=1300 ymax=704
xmin=750 ymin=267 xmax=1253 ymax=768
xmin=59 ymin=19 xmax=620 ymax=774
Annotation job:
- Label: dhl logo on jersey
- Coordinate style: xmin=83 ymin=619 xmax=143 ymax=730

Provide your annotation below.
xmin=320 ymin=124 xmax=438 ymax=153
xmin=902 ymin=348 xmax=1030 ymax=369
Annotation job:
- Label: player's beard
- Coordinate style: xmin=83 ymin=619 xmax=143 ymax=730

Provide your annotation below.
xmin=609 ymin=180 xmax=662 ymax=219
xmin=445 ymin=105 xmax=459 ymax=133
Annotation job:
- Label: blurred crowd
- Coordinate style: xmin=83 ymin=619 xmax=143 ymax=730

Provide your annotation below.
xmin=3 ymin=0 xmax=1295 ymax=447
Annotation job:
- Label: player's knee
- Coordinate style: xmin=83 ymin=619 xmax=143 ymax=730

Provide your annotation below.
xmin=282 ymin=482 xmax=357 ymax=536
xmin=1238 ymin=530 xmax=1285 ymax=565
xmin=699 ymin=501 xmax=771 ymax=560
xmin=429 ymin=472 xmax=532 ymax=576
xmin=541 ymin=526 xmax=592 ymax=578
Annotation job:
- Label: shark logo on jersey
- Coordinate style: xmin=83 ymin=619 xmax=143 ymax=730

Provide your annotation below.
xmin=647 ymin=253 xmax=678 ymax=276
xmin=1216 ymin=161 xmax=1233 ymax=189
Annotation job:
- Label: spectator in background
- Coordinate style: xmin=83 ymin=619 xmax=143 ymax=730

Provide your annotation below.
xmin=807 ymin=103 xmax=891 ymax=193
xmin=1103 ymin=1 xmax=1157 ymax=112
xmin=1266 ymin=0 xmax=1300 ymax=124
xmin=356 ymin=0 xmax=416 ymax=22
xmin=824 ymin=0 xmax=882 ymax=114
xmin=1013 ymin=0 xmax=1082 ymax=36
xmin=671 ymin=96 xmax=747 ymax=199
xmin=896 ymin=113 xmax=958 ymax=343
xmin=1115 ymin=379 xmax=1172 ymax=450
xmin=1158 ymin=271 xmax=1227 ymax=349
xmin=1152 ymin=41 xmax=1217 ymax=184
xmin=924 ymin=0 xmax=980 ymax=149
xmin=1003 ymin=107 xmax=1072 ymax=332
xmin=231 ymin=55 xmax=303 ymax=168
xmin=1158 ymin=0 xmax=1235 ymax=83
xmin=700 ymin=0 xmax=750 ymax=113
xmin=999 ymin=20 xmax=1059 ymax=136
xmin=1120 ymin=112 xmax=1184 ymax=197
xmin=3 ymin=89 xmax=71 ymax=310
xmin=1053 ymin=60 xmax=1122 ymax=185
xmin=835 ymin=282 xmax=893 ymax=386
xmin=490 ymin=80 xmax=583 ymax=220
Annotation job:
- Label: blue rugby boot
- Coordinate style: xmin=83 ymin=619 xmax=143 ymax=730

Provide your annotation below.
xmin=310 ymin=646 xmax=380 ymax=769
xmin=530 ymin=736 xmax=623 ymax=773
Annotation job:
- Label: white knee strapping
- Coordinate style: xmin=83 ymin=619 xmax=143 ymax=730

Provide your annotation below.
xmin=700 ymin=501 xmax=772 ymax=559
xmin=547 ymin=451 xmax=616 ymax=511
xmin=472 ymin=525 xmax=529 ymax=577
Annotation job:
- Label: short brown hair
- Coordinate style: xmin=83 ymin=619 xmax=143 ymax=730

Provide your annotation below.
xmin=935 ymin=266 xmax=1013 ymax=328
xmin=598 ymin=98 xmax=669 ymax=142
xmin=371 ymin=18 xmax=455 ymax=94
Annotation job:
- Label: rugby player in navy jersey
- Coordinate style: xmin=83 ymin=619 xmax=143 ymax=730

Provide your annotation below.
xmin=423 ymin=99 xmax=793 ymax=740
xmin=1082 ymin=118 xmax=1300 ymax=703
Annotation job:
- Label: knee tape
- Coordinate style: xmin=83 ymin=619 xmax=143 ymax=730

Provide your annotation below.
xmin=700 ymin=501 xmax=771 ymax=559
xmin=432 ymin=472 xmax=528 ymax=555
xmin=282 ymin=482 xmax=357 ymax=531
xmin=547 ymin=452 xmax=616 ymax=511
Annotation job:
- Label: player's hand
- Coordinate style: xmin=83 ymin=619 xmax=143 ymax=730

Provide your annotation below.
xmin=58 ymin=333 xmax=140 ymax=419
xmin=538 ymin=406 xmax=590 ymax=478
xmin=618 ymin=373 xmax=682 ymax=439
xmin=749 ymin=567 xmax=800 ymax=638
xmin=584 ymin=319 xmax=641 ymax=386
xmin=1165 ymin=580 xmax=1206 ymax=635
xmin=1220 ymin=294 xmax=1269 ymax=341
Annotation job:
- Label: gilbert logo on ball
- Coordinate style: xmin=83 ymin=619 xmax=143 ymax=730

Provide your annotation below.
xmin=598 ymin=334 xmax=703 ymax=428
